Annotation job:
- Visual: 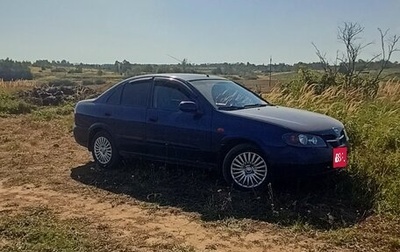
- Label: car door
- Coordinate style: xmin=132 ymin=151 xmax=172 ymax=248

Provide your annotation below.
xmin=113 ymin=78 xmax=151 ymax=155
xmin=146 ymin=78 xmax=212 ymax=165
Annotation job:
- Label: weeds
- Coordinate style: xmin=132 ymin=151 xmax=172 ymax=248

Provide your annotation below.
xmin=0 ymin=80 xmax=37 ymax=114
xmin=0 ymin=79 xmax=37 ymax=90
xmin=0 ymin=79 xmax=78 ymax=125
xmin=265 ymin=79 xmax=400 ymax=216
xmin=0 ymin=206 xmax=133 ymax=252
xmin=0 ymin=91 xmax=35 ymax=115
xmin=31 ymin=103 xmax=74 ymax=121
xmin=0 ymin=207 xmax=94 ymax=251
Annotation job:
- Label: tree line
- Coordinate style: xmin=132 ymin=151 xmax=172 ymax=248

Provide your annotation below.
xmin=0 ymin=58 xmax=33 ymax=81
xmin=1 ymin=41 xmax=399 ymax=82
xmin=1 ymin=58 xmax=399 ymax=82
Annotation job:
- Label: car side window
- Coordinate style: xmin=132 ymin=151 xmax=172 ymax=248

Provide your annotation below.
xmin=121 ymin=80 xmax=151 ymax=107
xmin=153 ymin=81 xmax=189 ymax=111
xmin=106 ymin=85 xmax=123 ymax=105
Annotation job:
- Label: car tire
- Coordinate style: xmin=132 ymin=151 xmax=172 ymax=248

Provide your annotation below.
xmin=91 ymin=131 xmax=120 ymax=169
xmin=222 ymin=144 xmax=269 ymax=190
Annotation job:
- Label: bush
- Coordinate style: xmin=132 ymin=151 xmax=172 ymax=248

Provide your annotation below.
xmin=281 ymin=68 xmax=320 ymax=96
xmin=0 ymin=92 xmax=35 ymax=115
xmin=283 ymin=67 xmax=380 ymax=98
xmin=32 ymin=103 xmax=74 ymax=121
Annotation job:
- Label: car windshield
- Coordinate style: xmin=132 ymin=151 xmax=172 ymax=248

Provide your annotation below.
xmin=190 ymin=79 xmax=269 ymax=110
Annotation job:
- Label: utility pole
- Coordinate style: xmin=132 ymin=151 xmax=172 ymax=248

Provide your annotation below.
xmin=269 ymin=56 xmax=272 ymax=88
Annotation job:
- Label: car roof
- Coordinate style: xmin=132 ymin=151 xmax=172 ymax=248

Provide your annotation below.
xmin=95 ymin=73 xmax=228 ymax=103
xmin=127 ymin=73 xmax=227 ymax=82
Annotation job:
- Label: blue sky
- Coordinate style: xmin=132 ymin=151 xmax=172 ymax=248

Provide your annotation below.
xmin=0 ymin=0 xmax=399 ymax=64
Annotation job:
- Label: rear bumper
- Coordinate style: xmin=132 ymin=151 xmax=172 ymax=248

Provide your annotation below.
xmin=73 ymin=125 xmax=89 ymax=148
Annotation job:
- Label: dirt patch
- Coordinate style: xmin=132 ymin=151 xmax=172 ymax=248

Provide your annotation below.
xmin=0 ymin=184 xmax=331 ymax=252
xmin=0 ymin=115 xmax=371 ymax=251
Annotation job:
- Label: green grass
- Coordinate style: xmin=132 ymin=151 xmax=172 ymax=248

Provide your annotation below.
xmin=0 ymin=207 xmax=116 ymax=252
xmin=31 ymin=103 xmax=74 ymax=121
xmin=0 ymin=88 xmax=75 ymax=135
xmin=0 ymin=91 xmax=35 ymax=115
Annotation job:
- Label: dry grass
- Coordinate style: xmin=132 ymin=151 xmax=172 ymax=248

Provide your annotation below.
xmin=0 ymin=79 xmax=39 ymax=97
xmin=264 ymin=79 xmax=400 ymax=114
xmin=265 ymin=80 xmax=400 ymax=216
xmin=0 ymin=79 xmax=38 ymax=88
xmin=0 ymin=206 xmax=128 ymax=252
xmin=377 ymin=79 xmax=400 ymax=102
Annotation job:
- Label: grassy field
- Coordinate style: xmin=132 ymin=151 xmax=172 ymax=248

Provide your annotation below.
xmin=0 ymin=74 xmax=399 ymax=251
xmin=265 ymin=81 xmax=400 ymax=215
xmin=29 ymin=66 xmax=123 ymax=88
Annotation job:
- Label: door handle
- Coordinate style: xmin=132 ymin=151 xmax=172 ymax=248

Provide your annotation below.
xmin=104 ymin=112 xmax=112 ymax=117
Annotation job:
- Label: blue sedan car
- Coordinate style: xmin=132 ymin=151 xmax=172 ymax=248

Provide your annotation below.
xmin=73 ymin=74 xmax=348 ymax=190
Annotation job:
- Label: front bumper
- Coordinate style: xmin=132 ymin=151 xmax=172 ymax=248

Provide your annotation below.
xmin=266 ymin=145 xmax=347 ymax=177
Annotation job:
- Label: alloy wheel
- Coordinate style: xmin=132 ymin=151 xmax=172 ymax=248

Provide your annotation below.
xmin=230 ymin=151 xmax=267 ymax=189
xmin=93 ymin=136 xmax=112 ymax=165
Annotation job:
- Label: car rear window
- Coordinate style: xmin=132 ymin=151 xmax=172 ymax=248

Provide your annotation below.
xmin=106 ymin=85 xmax=123 ymax=105
xmin=121 ymin=80 xmax=151 ymax=107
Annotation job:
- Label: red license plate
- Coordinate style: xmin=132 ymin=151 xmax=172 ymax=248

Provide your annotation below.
xmin=333 ymin=147 xmax=347 ymax=168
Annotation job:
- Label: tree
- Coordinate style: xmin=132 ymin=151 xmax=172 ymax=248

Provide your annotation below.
xmin=313 ymin=22 xmax=399 ymax=97
xmin=0 ymin=58 xmax=33 ymax=81
xmin=121 ymin=60 xmax=132 ymax=75
xmin=212 ymin=66 xmax=223 ymax=75
xmin=33 ymin=59 xmax=52 ymax=69
xmin=372 ymin=28 xmax=400 ymax=84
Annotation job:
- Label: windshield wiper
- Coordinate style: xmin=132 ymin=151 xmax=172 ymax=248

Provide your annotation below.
xmin=217 ymin=105 xmax=245 ymax=111
xmin=243 ymin=104 xmax=268 ymax=108
xmin=218 ymin=103 xmax=268 ymax=110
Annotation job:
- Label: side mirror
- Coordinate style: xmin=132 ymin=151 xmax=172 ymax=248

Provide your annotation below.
xmin=179 ymin=101 xmax=198 ymax=113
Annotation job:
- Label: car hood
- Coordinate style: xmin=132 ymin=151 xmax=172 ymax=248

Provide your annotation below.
xmin=228 ymin=106 xmax=343 ymax=132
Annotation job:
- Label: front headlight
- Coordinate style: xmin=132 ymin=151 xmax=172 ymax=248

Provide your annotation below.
xmin=283 ymin=133 xmax=327 ymax=147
